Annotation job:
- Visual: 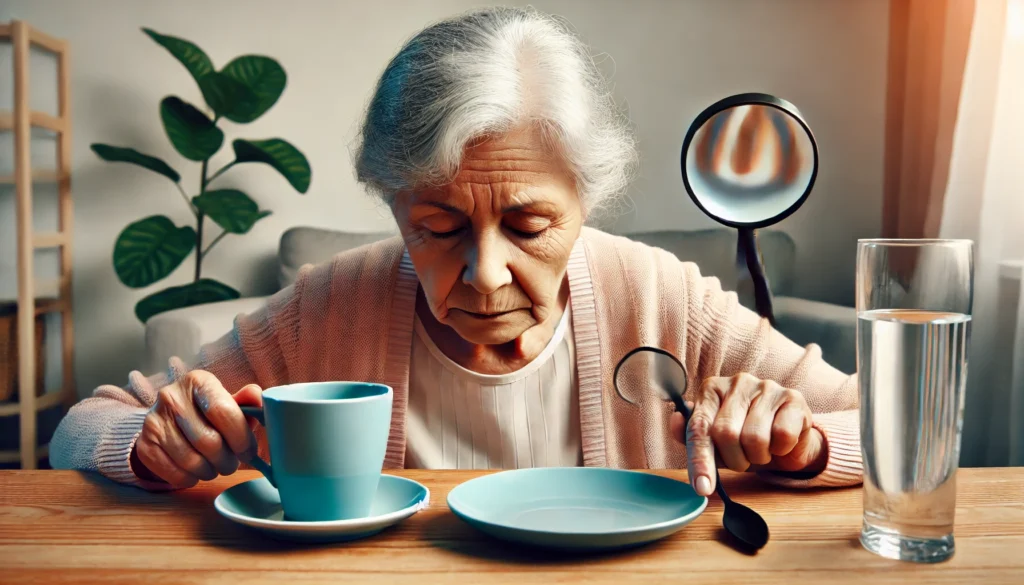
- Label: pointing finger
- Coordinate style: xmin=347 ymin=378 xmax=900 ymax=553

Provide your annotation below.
xmin=686 ymin=395 xmax=719 ymax=497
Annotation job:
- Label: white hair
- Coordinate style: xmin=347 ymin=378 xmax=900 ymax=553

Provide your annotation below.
xmin=354 ymin=6 xmax=638 ymax=214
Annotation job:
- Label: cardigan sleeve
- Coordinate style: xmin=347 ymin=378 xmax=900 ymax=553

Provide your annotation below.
xmin=682 ymin=263 xmax=862 ymax=488
xmin=48 ymin=263 xmax=325 ymax=490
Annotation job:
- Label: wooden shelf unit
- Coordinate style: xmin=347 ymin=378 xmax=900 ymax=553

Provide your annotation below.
xmin=0 ymin=20 xmax=75 ymax=469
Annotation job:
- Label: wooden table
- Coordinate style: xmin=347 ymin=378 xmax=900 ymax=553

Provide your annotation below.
xmin=1 ymin=469 xmax=1022 ymax=584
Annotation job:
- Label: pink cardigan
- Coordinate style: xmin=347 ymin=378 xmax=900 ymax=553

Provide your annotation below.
xmin=50 ymin=228 xmax=862 ymax=490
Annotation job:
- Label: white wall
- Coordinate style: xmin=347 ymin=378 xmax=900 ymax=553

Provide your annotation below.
xmin=0 ymin=0 xmax=888 ymax=399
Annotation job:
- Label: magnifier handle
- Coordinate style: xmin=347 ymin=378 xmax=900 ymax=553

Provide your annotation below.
xmin=738 ymin=228 xmax=776 ymax=326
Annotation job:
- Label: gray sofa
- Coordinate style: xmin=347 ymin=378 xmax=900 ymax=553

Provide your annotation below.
xmin=143 ymin=227 xmax=857 ymax=376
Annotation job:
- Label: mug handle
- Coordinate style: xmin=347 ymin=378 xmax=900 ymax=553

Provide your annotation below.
xmin=239 ymin=405 xmax=276 ymax=488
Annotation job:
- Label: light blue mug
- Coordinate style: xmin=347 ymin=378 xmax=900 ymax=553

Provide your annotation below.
xmin=239 ymin=381 xmax=393 ymax=522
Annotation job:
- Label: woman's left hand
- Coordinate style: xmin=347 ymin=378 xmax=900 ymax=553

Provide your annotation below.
xmin=670 ymin=373 xmax=827 ymax=497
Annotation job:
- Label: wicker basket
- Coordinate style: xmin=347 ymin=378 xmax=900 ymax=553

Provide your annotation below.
xmin=0 ymin=303 xmax=46 ymax=403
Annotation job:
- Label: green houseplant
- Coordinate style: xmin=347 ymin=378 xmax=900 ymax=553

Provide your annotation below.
xmin=91 ymin=28 xmax=311 ymax=324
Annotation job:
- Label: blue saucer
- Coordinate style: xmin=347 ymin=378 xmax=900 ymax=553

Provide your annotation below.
xmin=446 ymin=468 xmax=707 ymax=551
xmin=214 ymin=474 xmax=429 ymax=543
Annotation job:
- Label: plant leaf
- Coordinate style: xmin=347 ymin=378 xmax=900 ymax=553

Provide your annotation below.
xmin=220 ymin=55 xmax=287 ymax=123
xmin=113 ymin=215 xmax=196 ymax=288
xmin=134 ymin=279 xmax=240 ymax=323
xmin=91 ymin=144 xmax=181 ymax=183
xmin=197 ymin=72 xmax=258 ymax=121
xmin=160 ymin=96 xmax=224 ymax=161
xmin=192 ymin=189 xmax=271 ymax=234
xmin=232 ymin=139 xmax=311 ymax=193
xmin=142 ymin=28 xmax=214 ymax=87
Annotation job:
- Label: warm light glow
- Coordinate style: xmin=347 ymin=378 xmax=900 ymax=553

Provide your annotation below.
xmin=1009 ymin=0 xmax=1024 ymax=39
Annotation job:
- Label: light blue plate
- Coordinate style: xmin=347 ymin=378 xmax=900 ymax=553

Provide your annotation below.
xmin=447 ymin=468 xmax=707 ymax=551
xmin=214 ymin=474 xmax=429 ymax=543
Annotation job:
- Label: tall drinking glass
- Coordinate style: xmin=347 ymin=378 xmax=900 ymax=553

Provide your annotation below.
xmin=856 ymin=239 xmax=973 ymax=563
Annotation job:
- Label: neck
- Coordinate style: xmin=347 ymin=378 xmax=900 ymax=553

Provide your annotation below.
xmin=416 ymin=280 xmax=569 ymax=375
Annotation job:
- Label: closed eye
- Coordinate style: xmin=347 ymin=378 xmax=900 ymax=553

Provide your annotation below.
xmin=429 ymin=227 xmax=464 ymax=239
xmin=508 ymin=227 xmax=546 ymax=239
xmin=504 ymin=212 xmax=552 ymax=239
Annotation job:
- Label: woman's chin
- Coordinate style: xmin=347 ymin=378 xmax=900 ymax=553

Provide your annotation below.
xmin=446 ymin=310 xmax=533 ymax=345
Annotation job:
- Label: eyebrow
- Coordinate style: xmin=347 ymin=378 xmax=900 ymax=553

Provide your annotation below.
xmin=418 ymin=201 xmax=465 ymax=214
xmin=414 ymin=200 xmax=553 ymax=214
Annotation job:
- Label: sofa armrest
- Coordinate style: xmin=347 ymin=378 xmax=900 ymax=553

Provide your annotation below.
xmin=143 ymin=296 xmax=270 ymax=375
xmin=773 ymin=296 xmax=857 ymax=375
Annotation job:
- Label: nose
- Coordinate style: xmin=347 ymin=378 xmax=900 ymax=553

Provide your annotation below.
xmin=463 ymin=231 xmax=513 ymax=294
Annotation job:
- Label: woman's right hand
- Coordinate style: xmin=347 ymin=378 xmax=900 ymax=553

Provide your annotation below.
xmin=130 ymin=370 xmax=263 ymax=488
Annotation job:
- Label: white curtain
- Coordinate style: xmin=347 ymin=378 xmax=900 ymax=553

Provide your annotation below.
xmin=941 ymin=0 xmax=1024 ymax=466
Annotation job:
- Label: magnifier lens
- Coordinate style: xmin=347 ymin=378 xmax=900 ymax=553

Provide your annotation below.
xmin=681 ymin=94 xmax=818 ymax=229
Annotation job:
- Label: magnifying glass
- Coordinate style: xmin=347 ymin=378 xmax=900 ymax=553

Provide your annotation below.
xmin=680 ymin=93 xmax=819 ymax=325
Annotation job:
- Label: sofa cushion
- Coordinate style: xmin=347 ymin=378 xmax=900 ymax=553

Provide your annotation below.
xmin=144 ymin=296 xmax=270 ymax=373
xmin=623 ymin=228 xmax=796 ymax=296
xmin=277 ymin=227 xmax=397 ymax=289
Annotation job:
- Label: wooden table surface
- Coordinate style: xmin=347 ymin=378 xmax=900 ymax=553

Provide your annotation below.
xmin=1 ymin=468 xmax=1022 ymax=584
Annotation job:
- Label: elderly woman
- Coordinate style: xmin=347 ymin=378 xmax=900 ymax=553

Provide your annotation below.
xmin=51 ymin=6 xmax=860 ymax=498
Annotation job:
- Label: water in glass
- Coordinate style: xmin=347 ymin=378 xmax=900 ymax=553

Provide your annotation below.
xmin=857 ymin=308 xmax=970 ymax=563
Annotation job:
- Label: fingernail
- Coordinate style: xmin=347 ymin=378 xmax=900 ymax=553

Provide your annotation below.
xmin=193 ymin=390 xmax=209 ymax=412
xmin=696 ymin=475 xmax=712 ymax=495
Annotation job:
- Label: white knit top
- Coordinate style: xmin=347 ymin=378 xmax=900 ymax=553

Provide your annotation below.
xmin=404 ymin=306 xmax=582 ymax=469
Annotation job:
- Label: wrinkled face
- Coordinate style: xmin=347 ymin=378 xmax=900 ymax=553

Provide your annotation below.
xmin=392 ymin=126 xmax=584 ymax=345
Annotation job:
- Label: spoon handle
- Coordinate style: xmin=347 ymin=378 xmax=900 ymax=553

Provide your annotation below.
xmin=669 ymin=393 xmax=732 ymax=504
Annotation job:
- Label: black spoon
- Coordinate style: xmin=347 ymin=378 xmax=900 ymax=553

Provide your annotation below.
xmin=613 ymin=346 xmax=770 ymax=552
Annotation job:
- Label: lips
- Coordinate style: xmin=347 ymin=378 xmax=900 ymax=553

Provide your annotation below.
xmin=450 ymin=307 xmax=532 ymax=320
xmin=458 ymin=309 xmax=516 ymax=319
xmin=445 ymin=286 xmax=533 ymax=321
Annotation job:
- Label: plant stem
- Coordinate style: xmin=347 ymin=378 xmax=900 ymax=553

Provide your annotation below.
xmin=195 ymin=213 xmax=204 ymax=281
xmin=175 ymin=183 xmax=197 ymax=217
xmin=203 ymin=230 xmax=229 ymax=256
xmin=207 ymin=161 xmax=236 ymax=185
xmin=201 ymin=159 xmax=211 ymax=192
xmin=195 ymin=159 xmax=210 ymax=282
